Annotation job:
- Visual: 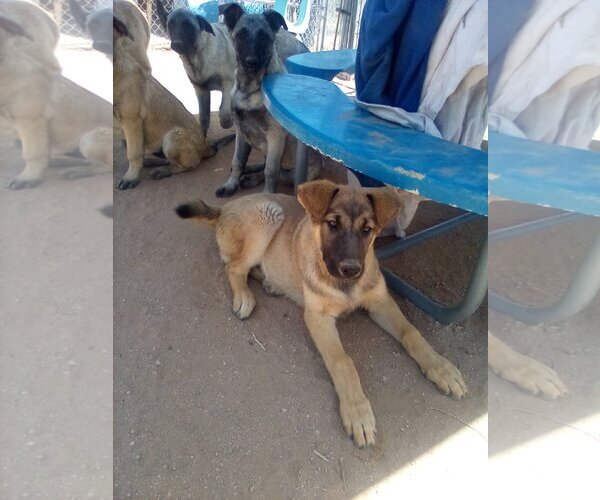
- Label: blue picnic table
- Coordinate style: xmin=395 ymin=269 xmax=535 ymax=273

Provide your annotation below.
xmin=264 ymin=73 xmax=488 ymax=215
xmin=262 ymin=70 xmax=488 ymax=323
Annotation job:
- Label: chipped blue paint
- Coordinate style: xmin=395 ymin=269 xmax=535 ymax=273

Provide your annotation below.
xmin=262 ymin=74 xmax=488 ymax=215
xmin=285 ymin=49 xmax=357 ymax=81
xmin=489 ymin=132 xmax=600 ymax=216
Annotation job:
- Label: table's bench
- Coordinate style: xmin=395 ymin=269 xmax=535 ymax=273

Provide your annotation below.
xmin=262 ymin=73 xmax=488 ymax=323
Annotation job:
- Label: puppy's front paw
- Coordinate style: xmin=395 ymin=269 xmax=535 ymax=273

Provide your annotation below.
xmin=340 ymin=395 xmax=376 ymax=448
xmin=115 ymin=177 xmax=140 ymax=190
xmin=150 ymin=167 xmax=172 ymax=180
xmin=423 ymin=354 xmax=468 ymax=400
xmin=220 ymin=114 xmax=233 ymax=130
xmin=7 ymin=177 xmax=42 ymax=190
xmin=492 ymin=351 xmax=567 ymax=399
xmin=215 ymin=181 xmax=238 ymax=198
xmin=232 ymin=290 xmax=256 ymax=320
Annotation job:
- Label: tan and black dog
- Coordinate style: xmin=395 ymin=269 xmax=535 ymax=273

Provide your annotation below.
xmin=1 ymin=0 xmax=112 ymax=189
xmin=70 ymin=0 xmax=232 ymax=189
xmin=176 ymin=180 xmax=467 ymax=447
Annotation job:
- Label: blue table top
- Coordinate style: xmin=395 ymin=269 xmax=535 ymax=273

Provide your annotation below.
xmin=489 ymin=132 xmax=600 ymax=216
xmin=263 ymin=74 xmax=488 ymax=215
xmin=285 ymin=49 xmax=357 ymax=81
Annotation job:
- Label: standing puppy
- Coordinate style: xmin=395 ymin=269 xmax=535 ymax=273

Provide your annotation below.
xmin=216 ymin=4 xmax=308 ymax=197
xmin=156 ymin=1 xmax=236 ymax=137
xmin=176 ymin=181 xmax=467 ymax=447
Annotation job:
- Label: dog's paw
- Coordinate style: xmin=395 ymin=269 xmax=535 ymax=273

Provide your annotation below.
xmin=150 ymin=167 xmax=172 ymax=180
xmin=232 ymin=290 xmax=256 ymax=320
xmin=340 ymin=395 xmax=376 ymax=448
xmin=61 ymin=168 xmax=92 ymax=180
xmin=240 ymin=173 xmax=265 ymax=190
xmin=220 ymin=114 xmax=234 ymax=130
xmin=7 ymin=178 xmax=42 ymax=190
xmin=115 ymin=177 xmax=140 ymax=190
xmin=423 ymin=354 xmax=468 ymax=400
xmin=492 ymin=351 xmax=567 ymax=399
xmin=262 ymin=280 xmax=282 ymax=297
xmin=215 ymin=182 xmax=238 ymax=198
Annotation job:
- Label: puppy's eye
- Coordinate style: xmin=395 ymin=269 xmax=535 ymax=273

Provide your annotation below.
xmin=362 ymin=226 xmax=373 ymax=235
xmin=327 ymin=220 xmax=338 ymax=229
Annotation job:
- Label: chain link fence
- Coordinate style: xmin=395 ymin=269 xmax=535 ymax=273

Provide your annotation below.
xmin=35 ymin=0 xmax=364 ymax=52
xmin=36 ymin=0 xmax=108 ymax=37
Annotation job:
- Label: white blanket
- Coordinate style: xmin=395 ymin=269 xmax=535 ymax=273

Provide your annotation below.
xmin=489 ymin=0 xmax=600 ymax=149
xmin=357 ymin=0 xmax=488 ymax=149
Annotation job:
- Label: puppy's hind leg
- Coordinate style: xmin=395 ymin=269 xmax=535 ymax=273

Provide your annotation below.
xmin=62 ymin=127 xmax=113 ymax=180
xmin=216 ymin=133 xmax=251 ymax=197
xmin=150 ymin=128 xmax=202 ymax=180
xmin=218 ymin=200 xmax=285 ymax=318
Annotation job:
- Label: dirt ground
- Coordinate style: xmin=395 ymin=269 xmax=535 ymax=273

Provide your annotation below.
xmin=488 ymin=202 xmax=600 ymax=497
xmin=0 ymin=47 xmax=113 ymax=499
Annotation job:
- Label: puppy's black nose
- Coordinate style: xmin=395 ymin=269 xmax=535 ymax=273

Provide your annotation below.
xmin=171 ymin=41 xmax=184 ymax=53
xmin=338 ymin=259 xmax=362 ymax=279
xmin=245 ymin=56 xmax=259 ymax=67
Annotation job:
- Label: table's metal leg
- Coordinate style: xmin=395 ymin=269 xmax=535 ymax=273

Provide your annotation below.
xmin=294 ymin=139 xmax=309 ymax=192
xmin=376 ymin=212 xmax=479 ymax=260
xmin=489 ymin=233 xmax=600 ymax=323
xmin=376 ymin=212 xmax=487 ymax=324
xmin=489 ymin=212 xmax=584 ymax=244
xmin=382 ymin=239 xmax=488 ymax=324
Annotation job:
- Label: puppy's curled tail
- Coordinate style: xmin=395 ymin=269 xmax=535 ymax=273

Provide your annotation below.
xmin=175 ymin=200 xmax=221 ymax=227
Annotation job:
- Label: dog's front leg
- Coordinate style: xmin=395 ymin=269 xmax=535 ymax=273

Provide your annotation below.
xmin=365 ymin=284 xmax=468 ymax=399
xmin=489 ymin=332 xmax=567 ymax=399
xmin=304 ymin=309 xmax=376 ymax=447
xmin=215 ymin=132 xmax=251 ymax=197
xmin=8 ymin=118 xmax=50 ymax=189
xmin=219 ymin=80 xmax=234 ymax=130
xmin=116 ymin=118 xmax=145 ymax=190
xmin=263 ymin=131 xmax=286 ymax=193
xmin=196 ymin=88 xmax=210 ymax=138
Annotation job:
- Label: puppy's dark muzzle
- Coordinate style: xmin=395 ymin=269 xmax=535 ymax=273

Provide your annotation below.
xmin=93 ymin=40 xmax=112 ymax=54
xmin=243 ymin=57 xmax=261 ymax=74
xmin=338 ymin=259 xmax=363 ymax=279
xmin=171 ymin=41 xmax=185 ymax=54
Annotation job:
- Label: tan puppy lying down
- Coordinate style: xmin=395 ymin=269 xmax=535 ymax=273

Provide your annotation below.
xmin=176 ymin=180 xmax=467 ymax=447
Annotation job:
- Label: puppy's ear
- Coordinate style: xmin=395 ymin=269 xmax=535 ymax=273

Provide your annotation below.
xmin=222 ymin=3 xmax=245 ymax=32
xmin=68 ymin=0 xmax=89 ymax=32
xmin=113 ymin=16 xmax=133 ymax=40
xmin=366 ymin=187 xmax=401 ymax=230
xmin=297 ymin=180 xmax=340 ymax=221
xmin=155 ymin=0 xmax=169 ymax=32
xmin=196 ymin=15 xmax=216 ymax=36
xmin=0 ymin=16 xmax=33 ymax=41
xmin=263 ymin=10 xmax=288 ymax=32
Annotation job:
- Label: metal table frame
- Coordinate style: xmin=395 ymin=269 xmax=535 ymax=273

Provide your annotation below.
xmin=489 ymin=212 xmax=600 ymax=323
